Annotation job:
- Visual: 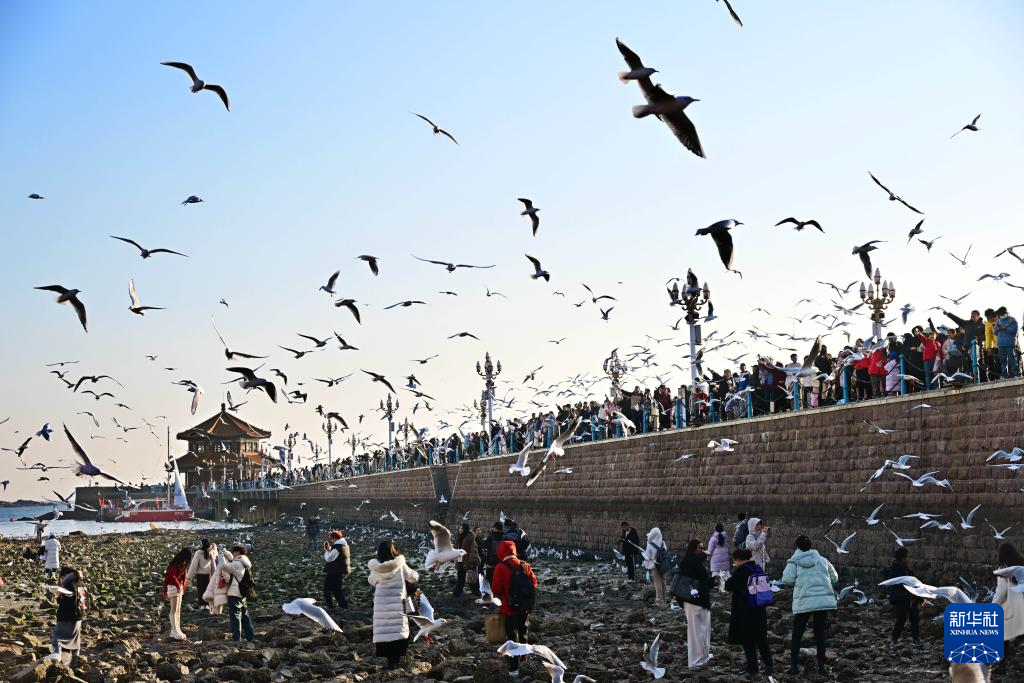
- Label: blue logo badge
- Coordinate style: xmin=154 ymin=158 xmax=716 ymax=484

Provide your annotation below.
xmin=944 ymin=604 xmax=1004 ymax=664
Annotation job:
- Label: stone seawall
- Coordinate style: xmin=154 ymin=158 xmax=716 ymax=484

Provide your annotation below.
xmin=282 ymin=379 xmax=1024 ymax=581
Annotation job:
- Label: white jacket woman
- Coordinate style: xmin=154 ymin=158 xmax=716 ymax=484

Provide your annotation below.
xmin=367 ymin=554 xmax=419 ymax=643
xmin=45 ymin=535 xmax=61 ymax=571
xmin=202 ymin=550 xmax=233 ymax=614
xmin=745 ymin=517 xmax=771 ymax=569
xmin=994 ymin=576 xmax=1024 ymax=640
xmin=186 ymin=544 xmax=218 ymax=579
xmin=642 ymin=527 xmax=668 ymax=605
xmin=221 ymin=551 xmax=252 ymax=598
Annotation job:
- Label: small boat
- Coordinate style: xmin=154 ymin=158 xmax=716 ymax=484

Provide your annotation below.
xmin=115 ymin=447 xmax=193 ymax=522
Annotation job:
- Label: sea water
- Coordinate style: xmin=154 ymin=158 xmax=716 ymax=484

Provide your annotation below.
xmin=0 ymin=505 xmax=249 ymax=540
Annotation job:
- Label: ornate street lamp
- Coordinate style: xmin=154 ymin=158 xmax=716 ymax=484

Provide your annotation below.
xmin=679 ymin=272 xmax=712 ymax=383
xmin=860 ymin=268 xmax=895 ymax=338
xmin=322 ymin=419 xmax=338 ymax=480
xmin=476 ymin=352 xmax=501 ymax=453
xmin=381 ymin=394 xmax=398 ymax=448
xmin=602 ymin=348 xmax=628 ymax=401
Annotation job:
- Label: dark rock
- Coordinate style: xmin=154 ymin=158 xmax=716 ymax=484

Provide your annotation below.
xmin=155 ymin=660 xmax=189 ymax=681
xmin=9 ymin=659 xmax=51 ymax=683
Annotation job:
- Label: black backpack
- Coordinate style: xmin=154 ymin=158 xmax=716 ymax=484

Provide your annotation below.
xmin=238 ymin=568 xmax=257 ymax=599
xmin=507 ymin=560 xmax=536 ymax=612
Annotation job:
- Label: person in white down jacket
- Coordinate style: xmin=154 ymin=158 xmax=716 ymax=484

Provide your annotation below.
xmin=368 ymin=539 xmax=419 ymax=670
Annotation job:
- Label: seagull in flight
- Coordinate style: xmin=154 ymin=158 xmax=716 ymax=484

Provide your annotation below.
xmin=334 ymin=333 xmax=359 ymax=351
xmin=181 ymin=195 xmax=204 ymax=205
xmin=892 ymin=470 xmax=953 ymax=490
xmin=775 ymin=217 xmax=823 ymax=233
xmin=110 ymin=236 xmax=187 ymax=259
xmin=946 ymin=245 xmax=972 ymax=267
xmin=615 ymin=38 xmax=658 ymax=83
xmin=868 ymin=172 xmax=923 ymax=214
xmin=319 ymin=270 xmax=340 ymax=295
xmin=160 ymin=61 xmax=230 ymax=111
xmin=825 ymin=531 xmax=856 ymax=555
xmin=518 ymin=198 xmax=541 ymax=236
xmin=581 ymin=283 xmax=617 ymax=304
xmin=448 ymin=331 xmax=480 ymax=340
xmin=851 ymin=241 xmax=885 ymax=277
xmin=950 ymin=114 xmax=981 ymax=138
xmin=817 ymin=280 xmax=858 ymax=296
xmin=356 ymin=255 xmax=380 ymax=276
xmin=64 ymin=425 xmax=126 ymax=484
xmin=526 ymin=255 xmax=550 ymax=282
xmin=334 ymin=298 xmax=361 ymax=324
xmin=695 ymin=220 xmax=742 ymax=277
xmin=362 ymin=370 xmax=396 ymax=394
xmin=225 ymin=367 xmax=278 ymax=403
xmin=939 ymin=291 xmax=972 ymax=307
xmin=411 ymin=355 xmax=438 ymax=365
xmin=412 ymin=113 xmax=458 ymax=145
xmin=629 ymin=75 xmax=704 ymax=157
xmin=718 ymin=0 xmax=744 ymax=26
xmin=35 ymin=285 xmax=88 ymax=332
xmin=212 ymin=318 xmax=266 ymax=360
xmin=863 ymin=419 xmax=900 ymax=435
xmin=412 ymin=255 xmax=495 ymax=273
xmin=127 ymin=279 xmax=164 ymax=316
xmin=918 ymin=237 xmax=941 ymax=252
xmin=906 ymin=219 xmax=925 ymax=245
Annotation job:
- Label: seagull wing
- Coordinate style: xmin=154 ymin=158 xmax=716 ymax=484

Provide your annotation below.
xmin=204 ymin=84 xmax=230 ymax=111
xmin=615 ymin=38 xmax=646 ymax=70
xmin=226 ymin=366 xmax=258 ymax=382
xmin=722 ymin=0 xmax=744 ymax=26
xmin=661 ymin=107 xmax=705 ymax=158
xmin=147 ymin=248 xmax=188 ymax=257
xmin=325 ymin=270 xmax=340 ymax=290
xmin=68 ymin=295 xmax=88 ymax=332
xmin=161 ymin=61 xmax=199 ymax=84
xmin=868 ymin=172 xmax=892 ymax=195
xmin=63 ymin=424 xmax=93 ymax=469
xmin=110 ymin=235 xmax=145 ymax=253
xmin=128 ymin=279 xmax=141 ymax=309
xmin=413 ymin=113 xmax=437 ymax=128
xmin=418 ymin=592 xmax=435 ymax=622
xmin=774 ymin=218 xmax=799 ymax=227
xmin=525 ymin=254 xmax=543 ymax=274
xmin=429 ymin=520 xmax=454 ymax=551
xmin=438 ymin=129 xmax=459 ymax=145
xmin=709 ymin=229 xmax=734 ymax=269
xmin=517 ymin=198 xmax=534 ymax=211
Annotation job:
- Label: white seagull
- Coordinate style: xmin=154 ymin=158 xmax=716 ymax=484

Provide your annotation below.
xmin=425 ymin=520 xmax=465 ymax=571
xmin=877 ymin=576 xmax=970 ymax=604
xmin=410 ymin=592 xmax=448 ymax=643
xmin=640 ymin=633 xmax=665 ymax=679
xmin=708 ymin=438 xmax=738 ymax=453
xmin=281 ymin=598 xmax=343 ymax=632
xmin=825 ymin=532 xmax=856 ymax=555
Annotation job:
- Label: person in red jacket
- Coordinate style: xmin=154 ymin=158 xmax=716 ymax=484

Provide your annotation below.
xmin=163 ymin=546 xmax=193 ymax=641
xmin=868 ymin=346 xmax=887 ymax=396
xmin=853 ymin=344 xmax=873 ymax=400
xmin=916 ymin=328 xmax=943 ymax=385
xmin=491 ymin=540 xmax=538 ymax=678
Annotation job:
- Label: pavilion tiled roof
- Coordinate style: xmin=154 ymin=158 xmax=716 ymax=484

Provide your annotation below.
xmin=175 ymin=404 xmax=271 ymax=441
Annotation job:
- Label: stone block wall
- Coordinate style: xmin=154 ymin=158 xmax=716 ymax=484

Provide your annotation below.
xmin=288 ymin=380 xmax=1024 ymax=581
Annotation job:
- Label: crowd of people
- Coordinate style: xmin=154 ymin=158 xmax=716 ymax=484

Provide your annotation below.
xmin=621 ymin=515 xmax=1024 ymax=677
xmin=27 ymin=510 xmax=1023 ymax=680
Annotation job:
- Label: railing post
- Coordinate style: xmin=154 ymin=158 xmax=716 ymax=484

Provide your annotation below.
xmin=747 ymin=393 xmax=753 ymax=419
xmin=793 ymin=381 xmax=800 ymax=412
xmin=972 ymin=340 xmax=980 ymax=382
xmin=642 ymin=404 xmax=648 ymax=434
xmin=590 ymin=420 xmax=596 ymax=442
xmin=900 ymin=354 xmax=907 ymax=395
xmin=842 ymin=366 xmax=850 ymax=403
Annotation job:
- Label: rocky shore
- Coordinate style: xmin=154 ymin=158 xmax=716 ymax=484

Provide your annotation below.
xmin=0 ymin=523 xmax=1011 ymax=682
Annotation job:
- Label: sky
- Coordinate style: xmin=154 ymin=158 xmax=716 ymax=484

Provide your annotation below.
xmin=1 ymin=1 xmax=1023 ymax=501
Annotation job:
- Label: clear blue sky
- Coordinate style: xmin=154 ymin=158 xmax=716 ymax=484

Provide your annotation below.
xmin=1 ymin=2 xmax=1022 ymax=500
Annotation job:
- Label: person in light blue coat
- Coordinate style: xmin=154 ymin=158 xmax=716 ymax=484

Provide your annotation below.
xmin=780 ymin=535 xmax=838 ymax=676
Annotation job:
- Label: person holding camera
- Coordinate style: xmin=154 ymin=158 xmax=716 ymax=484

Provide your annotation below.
xmin=323 ymin=530 xmax=351 ymax=611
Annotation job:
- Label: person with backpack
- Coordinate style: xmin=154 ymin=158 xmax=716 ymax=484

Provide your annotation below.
xmin=708 ymin=522 xmax=731 ymax=592
xmin=744 ymin=517 xmax=770 ymax=570
xmin=491 ymin=540 xmax=538 ymax=678
xmin=725 ymin=548 xmax=774 ymax=677
xmin=733 ymin=513 xmax=748 ymax=550
xmin=621 ymin=522 xmax=641 ymax=581
xmin=886 ymin=547 xmax=921 ymax=649
xmin=162 ymin=546 xmax=193 ymax=641
xmin=780 ymin=535 xmax=838 ymax=675
xmin=221 ymin=545 xmax=256 ymax=643
xmin=323 ymin=530 xmax=351 ymax=611
xmin=674 ymin=539 xmax=716 ymax=669
xmin=48 ymin=566 xmax=87 ymax=665
xmin=186 ymin=539 xmax=218 ymax=608
xmin=642 ymin=527 xmax=670 ymax=605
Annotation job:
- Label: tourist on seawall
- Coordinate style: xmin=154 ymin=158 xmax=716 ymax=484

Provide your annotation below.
xmin=745 ymin=516 xmax=771 ymax=569
xmin=643 ymin=526 xmax=669 ymax=605
xmin=221 ymin=545 xmax=256 ymax=643
xmin=620 ymin=521 xmax=641 ymax=581
xmin=48 ymin=566 xmax=86 ymax=666
xmin=323 ymin=529 xmax=351 ymax=611
xmin=186 ymin=538 xmax=217 ymax=608
xmin=994 ymin=542 xmax=1024 ymax=642
xmin=674 ymin=537 xmax=716 ymax=669
xmin=780 ymin=534 xmax=839 ymax=676
xmin=885 ymin=546 xmax=923 ymax=649
xmin=367 ymin=539 xmax=419 ymax=670
xmin=491 ymin=539 xmax=538 ymax=678
xmin=708 ymin=522 xmax=731 ymax=592
xmin=162 ymin=546 xmax=192 ymax=640
xmin=725 ymin=547 xmax=774 ymax=677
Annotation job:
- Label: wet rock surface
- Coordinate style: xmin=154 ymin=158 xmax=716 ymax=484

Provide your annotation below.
xmin=0 ymin=525 xmax=1011 ymax=681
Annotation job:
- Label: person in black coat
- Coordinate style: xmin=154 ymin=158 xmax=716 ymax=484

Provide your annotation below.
xmin=886 ymin=547 xmax=922 ymax=649
xmin=675 ymin=539 xmax=717 ymax=669
xmin=482 ymin=522 xmax=505 ymax=582
xmin=725 ymin=548 xmax=774 ymax=677
xmin=621 ymin=522 xmax=641 ymax=580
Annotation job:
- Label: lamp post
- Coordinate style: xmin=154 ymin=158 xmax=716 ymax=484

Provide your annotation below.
xmin=322 ymin=419 xmax=338 ymax=480
xmin=602 ymin=348 xmax=628 ymax=401
xmin=381 ymin=395 xmax=398 ymax=449
xmin=679 ymin=272 xmax=712 ymax=383
xmin=859 ymin=268 xmax=896 ymax=339
xmin=285 ymin=432 xmax=297 ymax=473
xmin=476 ymin=352 xmax=501 ymax=453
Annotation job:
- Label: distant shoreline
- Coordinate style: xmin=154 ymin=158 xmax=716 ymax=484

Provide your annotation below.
xmin=0 ymin=501 xmax=46 ymax=508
